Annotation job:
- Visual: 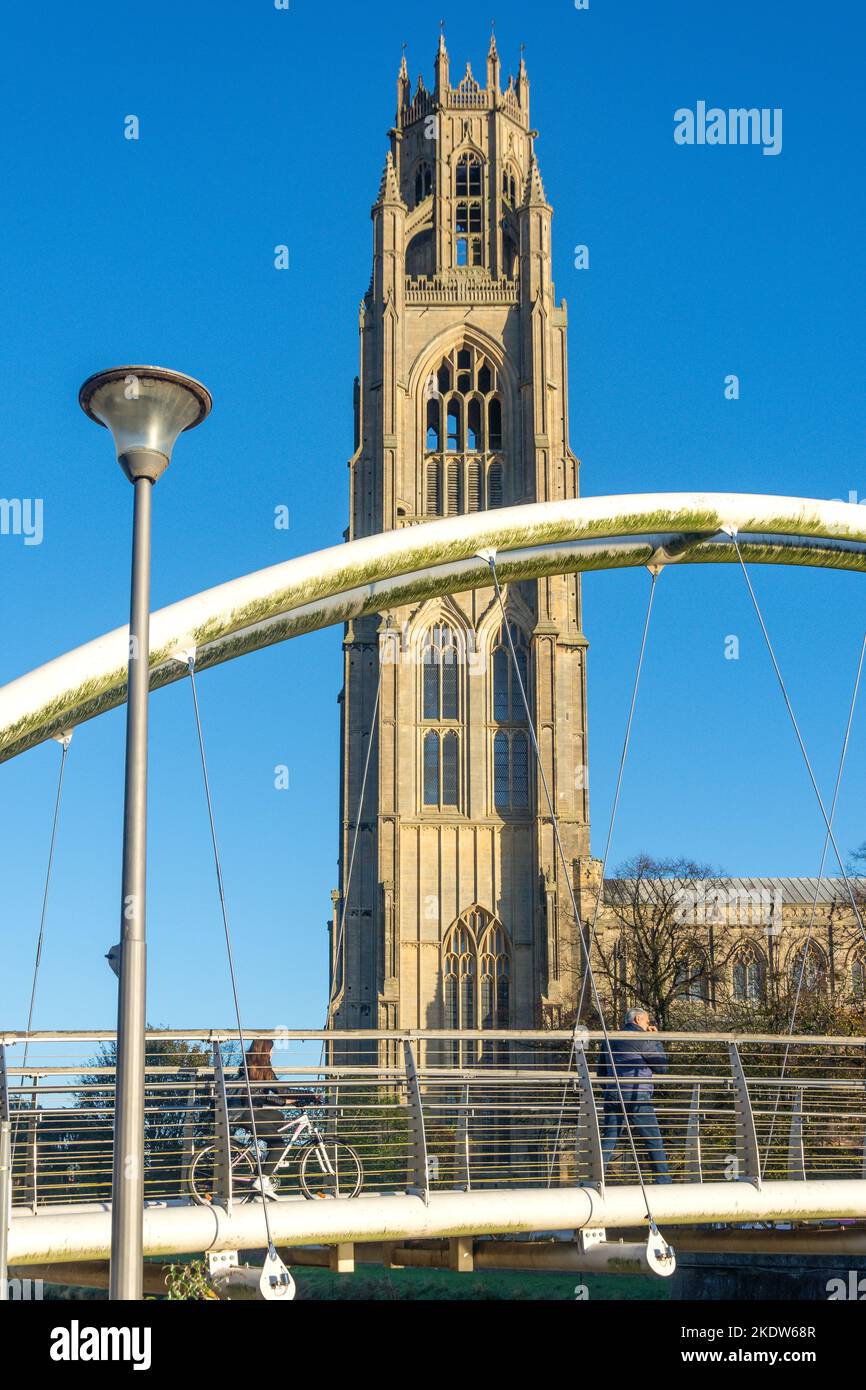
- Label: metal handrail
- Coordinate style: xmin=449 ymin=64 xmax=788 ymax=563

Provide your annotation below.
xmin=1 ymin=1028 xmax=863 ymax=1213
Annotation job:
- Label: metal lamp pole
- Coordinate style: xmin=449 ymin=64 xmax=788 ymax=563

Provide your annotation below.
xmin=79 ymin=367 xmax=211 ymax=1300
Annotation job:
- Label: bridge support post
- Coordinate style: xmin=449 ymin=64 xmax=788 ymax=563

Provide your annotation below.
xmin=449 ymin=1237 xmax=474 ymax=1273
xmin=211 ymin=1044 xmax=233 ymax=1214
xmin=329 ymin=1242 xmax=355 ymax=1274
xmin=403 ymin=1039 xmax=430 ymax=1205
xmin=728 ymin=1043 xmax=762 ymax=1188
xmin=574 ymin=1041 xmax=604 ymax=1193
xmin=683 ymin=1084 xmax=703 ymax=1183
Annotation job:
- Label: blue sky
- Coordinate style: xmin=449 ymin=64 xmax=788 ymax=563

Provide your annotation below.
xmin=1 ymin=0 xmax=864 ymax=1036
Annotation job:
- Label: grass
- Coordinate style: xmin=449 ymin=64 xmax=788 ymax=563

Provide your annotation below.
xmin=291 ymin=1263 xmax=668 ymax=1301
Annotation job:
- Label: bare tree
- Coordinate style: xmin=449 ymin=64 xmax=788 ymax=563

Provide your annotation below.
xmin=581 ymin=853 xmax=723 ymax=1031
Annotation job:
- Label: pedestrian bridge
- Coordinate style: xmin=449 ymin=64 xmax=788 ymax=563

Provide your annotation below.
xmin=2 ymin=492 xmax=866 ymax=1287
xmin=3 ymin=1028 xmax=865 ymax=1272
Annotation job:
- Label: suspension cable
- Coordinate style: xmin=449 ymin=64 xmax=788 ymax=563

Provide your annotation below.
xmin=486 ymin=556 xmax=664 ymax=1229
xmin=761 ymin=630 xmax=866 ymax=1177
xmin=728 ymin=532 xmax=866 ymax=951
xmin=185 ymin=658 xmax=277 ymax=1258
xmin=12 ymin=732 xmax=72 ymax=1159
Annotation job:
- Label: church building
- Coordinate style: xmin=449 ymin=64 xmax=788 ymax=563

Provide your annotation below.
xmin=329 ymin=33 xmax=588 ymax=1033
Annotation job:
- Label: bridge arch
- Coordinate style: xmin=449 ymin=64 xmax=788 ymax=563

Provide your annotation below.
xmin=1 ymin=492 xmax=865 ymax=763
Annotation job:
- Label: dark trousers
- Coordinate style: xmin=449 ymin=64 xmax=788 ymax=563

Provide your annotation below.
xmin=601 ymin=1096 xmax=671 ymax=1182
xmin=231 ymin=1104 xmax=287 ymax=1177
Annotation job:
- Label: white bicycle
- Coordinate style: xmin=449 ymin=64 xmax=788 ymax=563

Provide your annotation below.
xmin=190 ymin=1101 xmax=364 ymax=1204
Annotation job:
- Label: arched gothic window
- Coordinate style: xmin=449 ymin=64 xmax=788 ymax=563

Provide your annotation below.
xmin=480 ymin=923 xmax=511 ymax=1029
xmin=421 ymin=344 xmax=506 ymax=516
xmin=731 ymin=944 xmax=765 ymax=1002
xmin=675 ymin=949 xmax=709 ymax=1002
xmin=423 ymin=625 xmax=459 ymax=721
xmin=443 ymin=910 xmax=512 ymax=1040
xmin=444 ymin=923 xmax=475 ymax=1031
xmin=852 ymin=955 xmax=866 ymax=1001
xmin=790 ymin=942 xmax=827 ymax=991
xmin=422 ymin=625 xmax=461 ymax=810
xmin=454 ymin=154 xmax=484 ymax=266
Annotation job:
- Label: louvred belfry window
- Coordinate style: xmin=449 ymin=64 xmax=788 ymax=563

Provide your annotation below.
xmin=454 ymin=154 xmax=484 ymax=267
xmin=421 ymin=345 xmax=507 ymax=517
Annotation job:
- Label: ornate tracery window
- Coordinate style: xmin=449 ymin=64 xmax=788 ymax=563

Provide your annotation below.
xmin=443 ymin=909 xmax=512 ymax=1040
xmin=479 ymin=924 xmax=511 ymax=1029
xmin=790 ymin=941 xmax=827 ymax=991
xmin=443 ymin=923 xmax=475 ymax=1031
xmin=423 ymin=344 xmax=506 ymax=518
xmin=731 ymin=943 xmax=765 ymax=1002
xmin=421 ymin=624 xmax=461 ymax=811
xmin=674 ymin=947 xmax=709 ymax=1002
xmin=492 ymin=624 xmax=530 ymax=813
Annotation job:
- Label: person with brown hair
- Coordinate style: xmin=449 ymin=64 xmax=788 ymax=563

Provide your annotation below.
xmin=230 ymin=1038 xmax=321 ymax=1192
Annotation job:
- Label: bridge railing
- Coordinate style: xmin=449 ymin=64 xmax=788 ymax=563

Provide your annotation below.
xmin=0 ymin=1030 xmax=863 ymax=1209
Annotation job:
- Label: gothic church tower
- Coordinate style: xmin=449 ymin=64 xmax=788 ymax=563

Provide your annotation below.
xmin=330 ymin=33 xmax=589 ymax=1034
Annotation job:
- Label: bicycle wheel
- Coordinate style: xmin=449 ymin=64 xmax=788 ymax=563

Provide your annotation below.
xmin=299 ymin=1141 xmax=363 ymax=1199
xmin=189 ymin=1141 xmax=256 ymax=1205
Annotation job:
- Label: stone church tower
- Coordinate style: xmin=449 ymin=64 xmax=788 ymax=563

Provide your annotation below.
xmin=330 ymin=33 xmax=589 ymax=1035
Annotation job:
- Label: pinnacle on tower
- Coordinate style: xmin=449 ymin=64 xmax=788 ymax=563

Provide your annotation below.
xmin=397 ymin=45 xmax=410 ymax=112
xmin=518 ymin=42 xmax=530 ymax=114
xmin=523 ymin=154 xmax=548 ymax=208
xmin=374 ymin=150 xmax=403 ymax=208
xmin=487 ymin=26 xmax=501 ymax=90
xmin=434 ymin=21 xmax=450 ymax=97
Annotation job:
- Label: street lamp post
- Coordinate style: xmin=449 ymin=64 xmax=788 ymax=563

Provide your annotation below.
xmin=79 ymin=367 xmax=211 ymax=1301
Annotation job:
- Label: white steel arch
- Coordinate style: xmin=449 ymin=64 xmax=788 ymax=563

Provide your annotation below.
xmin=1 ymin=492 xmax=865 ymax=763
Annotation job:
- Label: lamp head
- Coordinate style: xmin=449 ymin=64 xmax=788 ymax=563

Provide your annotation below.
xmin=79 ymin=365 xmax=212 ymax=483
